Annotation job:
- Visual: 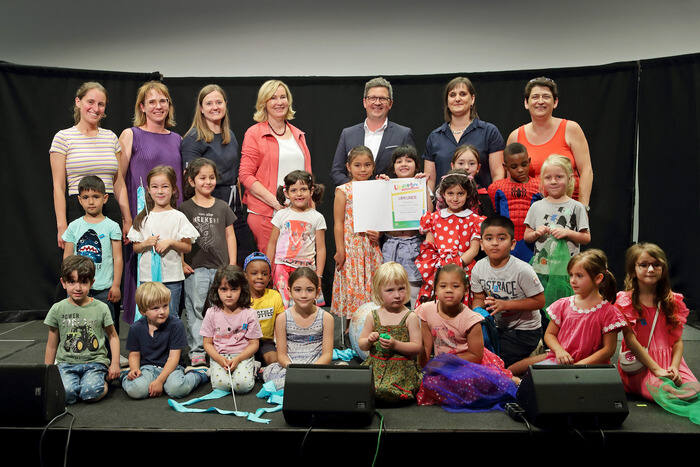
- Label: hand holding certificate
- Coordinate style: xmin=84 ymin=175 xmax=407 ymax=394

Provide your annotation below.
xmin=352 ymin=178 xmax=427 ymax=232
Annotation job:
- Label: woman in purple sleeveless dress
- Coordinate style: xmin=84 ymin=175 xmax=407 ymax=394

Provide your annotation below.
xmin=118 ymin=81 xmax=183 ymax=323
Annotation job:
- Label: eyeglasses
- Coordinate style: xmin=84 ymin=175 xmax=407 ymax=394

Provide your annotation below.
xmin=364 ymin=96 xmax=391 ymax=104
xmin=145 ymin=98 xmax=169 ymax=107
xmin=636 ymin=262 xmax=662 ymax=270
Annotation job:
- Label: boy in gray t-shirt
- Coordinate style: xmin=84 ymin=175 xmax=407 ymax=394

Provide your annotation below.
xmin=471 ymin=216 xmax=545 ymax=367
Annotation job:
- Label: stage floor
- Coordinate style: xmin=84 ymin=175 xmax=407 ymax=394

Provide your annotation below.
xmin=2 ymin=318 xmax=699 ymax=464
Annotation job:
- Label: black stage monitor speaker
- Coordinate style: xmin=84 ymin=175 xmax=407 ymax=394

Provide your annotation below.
xmin=0 ymin=364 xmax=66 ymax=425
xmin=283 ymin=364 xmax=375 ymax=427
xmin=516 ymin=364 xmax=628 ymax=428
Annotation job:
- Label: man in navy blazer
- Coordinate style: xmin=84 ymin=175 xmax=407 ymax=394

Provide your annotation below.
xmin=330 ymin=77 xmax=415 ymax=186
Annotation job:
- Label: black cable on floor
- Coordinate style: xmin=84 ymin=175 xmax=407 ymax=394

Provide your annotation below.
xmin=39 ymin=410 xmax=76 ymax=467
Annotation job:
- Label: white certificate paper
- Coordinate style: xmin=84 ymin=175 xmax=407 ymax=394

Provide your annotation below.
xmin=352 ymin=178 xmax=427 ymax=232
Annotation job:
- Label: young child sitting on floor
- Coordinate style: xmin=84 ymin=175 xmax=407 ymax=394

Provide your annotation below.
xmin=44 ymin=255 xmax=120 ymax=404
xmin=121 ymin=282 xmax=208 ymax=399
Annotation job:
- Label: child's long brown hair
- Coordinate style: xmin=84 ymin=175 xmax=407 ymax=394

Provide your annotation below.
xmin=624 ymin=243 xmax=679 ymax=327
xmin=134 ymin=165 xmax=179 ymax=231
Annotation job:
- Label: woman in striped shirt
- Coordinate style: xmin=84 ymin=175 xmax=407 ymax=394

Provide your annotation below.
xmin=50 ymin=82 xmax=131 ymax=248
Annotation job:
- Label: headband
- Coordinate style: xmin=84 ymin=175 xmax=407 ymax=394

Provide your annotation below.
xmin=244 ymin=252 xmax=271 ymax=271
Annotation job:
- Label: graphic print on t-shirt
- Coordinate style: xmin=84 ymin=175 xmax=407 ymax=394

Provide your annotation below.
xmin=191 ymin=212 xmax=220 ymax=252
xmin=279 ymin=220 xmax=314 ymax=259
xmin=77 ymin=229 xmax=102 ymax=271
xmin=541 ymin=206 xmax=577 ymax=231
xmin=62 ymin=314 xmax=100 ymax=353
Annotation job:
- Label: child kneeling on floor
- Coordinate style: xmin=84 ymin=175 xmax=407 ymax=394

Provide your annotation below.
xmin=122 ymin=282 xmax=208 ymax=399
xmin=44 ymin=255 xmax=121 ymax=404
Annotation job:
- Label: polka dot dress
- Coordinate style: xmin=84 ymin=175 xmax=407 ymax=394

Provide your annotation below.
xmin=415 ymin=209 xmax=485 ymax=303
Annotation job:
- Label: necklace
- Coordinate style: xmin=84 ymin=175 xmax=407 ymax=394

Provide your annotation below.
xmin=449 ymin=120 xmax=470 ymax=135
xmin=268 ymin=121 xmax=286 ymax=136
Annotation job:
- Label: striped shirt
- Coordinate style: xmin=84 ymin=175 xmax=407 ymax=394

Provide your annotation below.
xmin=50 ymin=127 xmax=121 ymax=194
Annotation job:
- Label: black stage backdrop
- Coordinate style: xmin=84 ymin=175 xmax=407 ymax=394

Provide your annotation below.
xmin=0 ymin=60 xmax=641 ymax=318
xmin=638 ymin=53 xmax=700 ymax=310
xmin=0 ymin=63 xmax=159 ymax=318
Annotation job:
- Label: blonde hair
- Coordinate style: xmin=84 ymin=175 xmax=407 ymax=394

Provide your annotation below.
xmin=73 ymin=82 xmax=107 ymax=125
xmin=540 ymin=154 xmax=575 ymax=197
xmin=371 ymin=262 xmax=410 ymax=306
xmin=188 ymin=84 xmax=231 ymax=144
xmin=135 ymin=282 xmax=171 ymax=313
xmin=253 ymin=80 xmax=295 ymax=122
xmin=133 ymin=81 xmax=176 ymax=128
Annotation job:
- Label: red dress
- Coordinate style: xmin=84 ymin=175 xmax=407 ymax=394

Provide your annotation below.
xmin=414 ymin=209 xmax=484 ymax=303
xmin=615 ymin=291 xmax=698 ymax=400
xmin=543 ymin=296 xmax=626 ymax=363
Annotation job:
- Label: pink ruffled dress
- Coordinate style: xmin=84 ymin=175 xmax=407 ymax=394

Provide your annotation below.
xmin=616 ymin=291 xmax=698 ymax=400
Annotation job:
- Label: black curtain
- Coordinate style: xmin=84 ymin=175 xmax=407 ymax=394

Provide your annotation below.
xmin=0 ymin=63 xmax=159 ymax=318
xmin=638 ymin=53 xmax=700 ymax=310
xmin=0 ymin=60 xmax=639 ymax=318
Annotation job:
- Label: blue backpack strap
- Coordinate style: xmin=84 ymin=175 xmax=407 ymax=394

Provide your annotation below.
xmin=472 ymin=306 xmax=500 ymax=355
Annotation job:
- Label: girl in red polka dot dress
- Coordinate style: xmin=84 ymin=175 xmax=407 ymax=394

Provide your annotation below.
xmin=415 ymin=169 xmax=484 ymax=304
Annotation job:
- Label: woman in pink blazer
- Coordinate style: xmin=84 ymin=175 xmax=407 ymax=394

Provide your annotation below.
xmin=239 ymin=80 xmax=312 ymax=253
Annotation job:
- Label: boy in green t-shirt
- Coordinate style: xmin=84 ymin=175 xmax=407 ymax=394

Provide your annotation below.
xmin=44 ymin=255 xmax=121 ymax=404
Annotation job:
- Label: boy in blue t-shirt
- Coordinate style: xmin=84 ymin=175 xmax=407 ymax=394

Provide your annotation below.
xmin=63 ymin=175 xmax=123 ymax=326
xmin=121 ymin=282 xmax=208 ymax=399
xmin=44 ymin=255 xmax=121 ymax=404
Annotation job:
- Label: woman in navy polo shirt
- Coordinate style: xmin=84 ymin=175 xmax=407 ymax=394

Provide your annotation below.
xmin=423 ymin=77 xmax=505 ymax=193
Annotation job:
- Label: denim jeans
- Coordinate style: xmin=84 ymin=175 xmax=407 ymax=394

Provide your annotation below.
xmin=164 ymin=281 xmax=183 ymax=318
xmin=57 ymin=362 xmax=108 ymax=404
xmin=121 ymin=365 xmax=206 ymax=399
xmin=184 ymin=268 xmax=216 ymax=359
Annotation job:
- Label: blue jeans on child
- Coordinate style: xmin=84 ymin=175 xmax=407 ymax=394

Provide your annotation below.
xmin=184 ymin=268 xmax=216 ymax=361
xmin=121 ymin=365 xmax=207 ymax=399
xmin=57 ymin=362 xmax=108 ymax=405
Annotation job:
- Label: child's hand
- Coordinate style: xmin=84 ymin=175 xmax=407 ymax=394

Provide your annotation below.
xmin=143 ymin=235 xmax=160 ymax=248
xmin=126 ymin=368 xmax=141 ymax=381
xmin=378 ymin=335 xmax=395 ymax=350
xmin=667 ymin=367 xmax=683 ymax=386
xmin=108 ymin=285 xmax=121 ymax=303
xmin=107 ymin=363 xmax=121 ymax=381
xmin=148 ymin=379 xmax=164 ymax=397
xmin=554 ymin=349 xmax=574 ymax=365
xmin=414 ymin=172 xmax=427 ymax=179
xmin=155 ymin=238 xmax=172 ymax=254
xmin=549 ymin=227 xmax=570 ymax=240
xmin=334 ymin=249 xmax=346 ymax=269
xmin=485 ymin=297 xmax=508 ymax=314
xmin=183 ymin=261 xmax=194 ymax=275
xmin=367 ymin=332 xmax=380 ymax=344
xmin=366 ymin=230 xmax=380 ymax=243
xmin=534 ymin=225 xmax=549 ymax=239
xmin=375 ymin=174 xmax=390 ymax=181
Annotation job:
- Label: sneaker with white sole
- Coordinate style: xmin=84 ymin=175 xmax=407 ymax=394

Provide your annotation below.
xmin=185 ymin=366 xmax=210 ymax=383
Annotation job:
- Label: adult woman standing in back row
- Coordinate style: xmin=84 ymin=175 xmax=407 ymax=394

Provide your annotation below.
xmin=506 ymin=77 xmax=593 ymax=206
xmin=239 ymin=80 xmax=312 ymax=253
xmin=50 ymin=82 xmax=131 ymax=248
xmin=119 ymin=81 xmax=183 ymax=323
xmin=423 ymin=76 xmax=505 ymax=193
xmin=181 ymin=84 xmax=255 ymax=265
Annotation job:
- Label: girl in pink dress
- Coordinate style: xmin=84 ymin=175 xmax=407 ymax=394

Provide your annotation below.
xmin=416 ymin=264 xmax=517 ymax=409
xmin=331 ymin=146 xmax=382 ymax=330
xmin=415 ymin=169 xmax=484 ymax=304
xmin=509 ymin=249 xmax=626 ymax=376
xmin=616 ymin=243 xmax=699 ymax=402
